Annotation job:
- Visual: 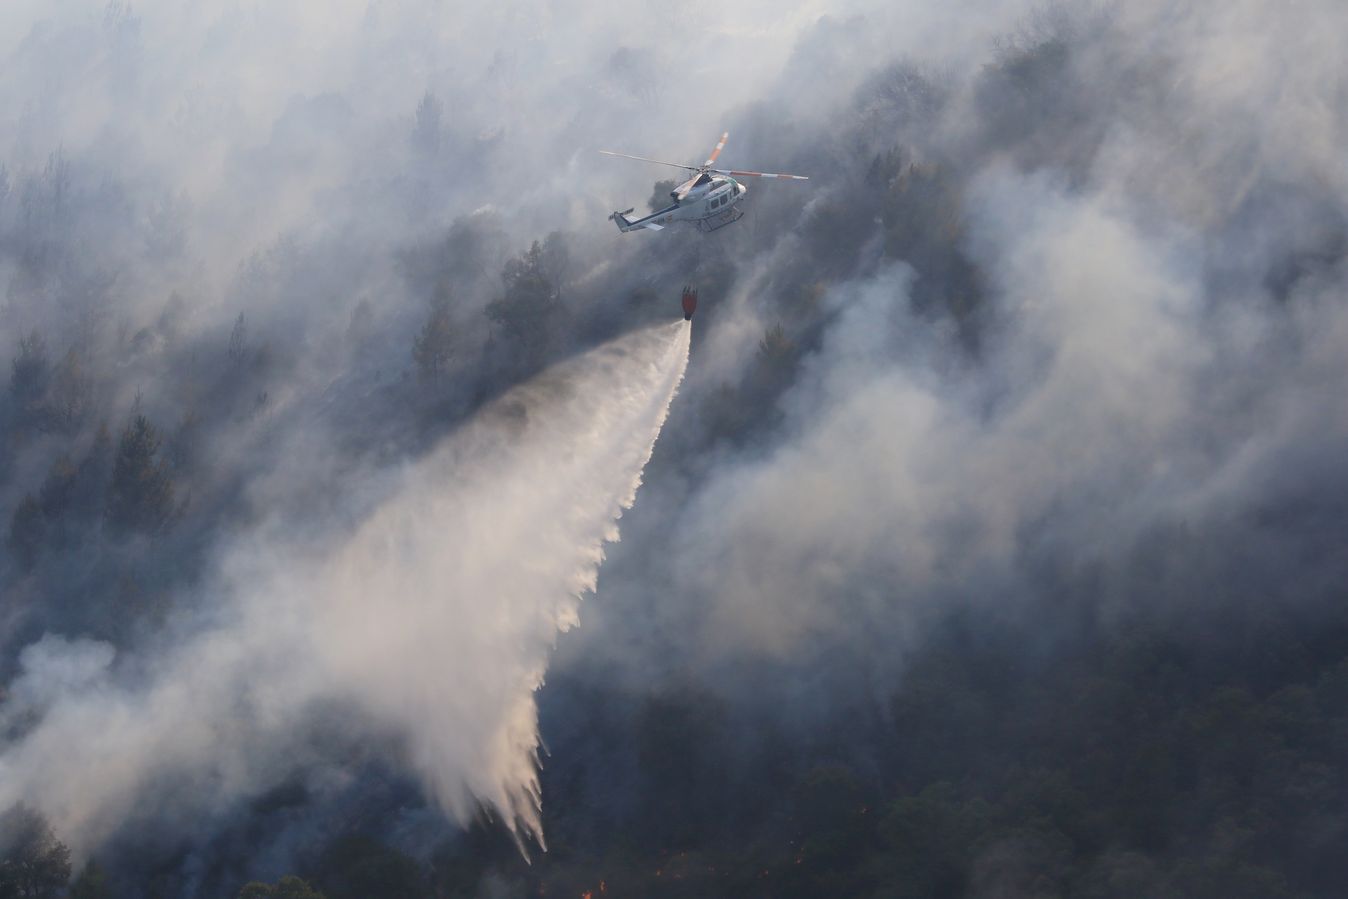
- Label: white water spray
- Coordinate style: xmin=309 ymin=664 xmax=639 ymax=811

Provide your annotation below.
xmin=0 ymin=321 xmax=691 ymax=854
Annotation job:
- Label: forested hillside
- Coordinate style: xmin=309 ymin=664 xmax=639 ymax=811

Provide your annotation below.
xmin=3 ymin=3 xmax=1348 ymax=897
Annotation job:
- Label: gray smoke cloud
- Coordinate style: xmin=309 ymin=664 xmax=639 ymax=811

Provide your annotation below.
xmin=2 ymin=0 xmax=1348 ymax=885
xmin=0 ymin=1 xmax=904 ymax=871
xmin=567 ymin=0 xmax=1348 ymax=689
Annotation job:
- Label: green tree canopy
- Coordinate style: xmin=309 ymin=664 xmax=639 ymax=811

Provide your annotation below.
xmin=237 ymin=874 xmax=326 ymax=899
xmin=0 ymin=804 xmax=71 ymax=899
xmin=6 ymin=495 xmax=45 ymax=571
xmin=105 ymin=414 xmax=175 ymax=535
xmin=10 ymin=330 xmax=50 ymax=418
xmin=412 ymin=286 xmax=454 ymax=385
xmin=486 ymin=240 xmax=563 ymax=366
xmin=311 ymin=836 xmax=428 ymax=899
xmin=67 ymin=860 xmax=110 ymax=899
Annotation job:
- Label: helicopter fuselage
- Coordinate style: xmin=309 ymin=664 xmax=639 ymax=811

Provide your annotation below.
xmin=601 ymin=131 xmax=806 ymax=234
xmin=609 ymin=173 xmax=747 ymax=233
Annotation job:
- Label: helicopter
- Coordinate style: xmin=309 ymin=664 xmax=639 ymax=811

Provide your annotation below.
xmin=601 ymin=132 xmax=808 ymax=234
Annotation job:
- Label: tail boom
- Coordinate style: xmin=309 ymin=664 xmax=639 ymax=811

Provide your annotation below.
xmin=611 ymin=204 xmax=678 ymax=233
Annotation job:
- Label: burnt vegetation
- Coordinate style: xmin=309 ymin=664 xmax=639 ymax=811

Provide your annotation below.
xmin=2 ymin=9 xmax=1348 ymax=899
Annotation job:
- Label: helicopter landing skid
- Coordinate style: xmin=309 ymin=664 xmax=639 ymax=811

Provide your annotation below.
xmin=698 ymin=206 xmax=744 ymax=233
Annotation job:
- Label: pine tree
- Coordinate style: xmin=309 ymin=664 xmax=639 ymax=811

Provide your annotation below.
xmin=0 ymin=804 xmax=71 ymax=899
xmin=238 ymin=875 xmax=325 ymax=899
xmin=412 ymin=91 xmax=442 ymax=156
xmin=105 ymin=415 xmax=175 ymax=535
xmin=413 ymin=287 xmax=454 ymax=385
xmin=485 ymin=241 xmax=562 ymax=365
xmin=228 ymin=312 xmax=249 ymax=365
xmin=6 ymin=495 xmax=46 ymax=570
xmin=10 ymin=330 xmax=49 ymax=416
xmin=67 ymin=861 xmax=110 ymax=899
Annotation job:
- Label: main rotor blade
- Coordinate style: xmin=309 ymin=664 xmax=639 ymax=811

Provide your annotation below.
xmin=704 ymin=131 xmax=729 ymax=167
xmin=716 ymin=168 xmax=810 ymax=181
xmin=599 ymin=150 xmax=700 ymax=171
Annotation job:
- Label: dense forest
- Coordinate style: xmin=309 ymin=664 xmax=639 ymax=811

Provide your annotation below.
xmin=3 ymin=2 xmax=1348 ymax=897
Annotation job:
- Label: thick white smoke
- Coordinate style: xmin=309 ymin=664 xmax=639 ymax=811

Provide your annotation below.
xmin=0 ymin=320 xmax=690 ymax=854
